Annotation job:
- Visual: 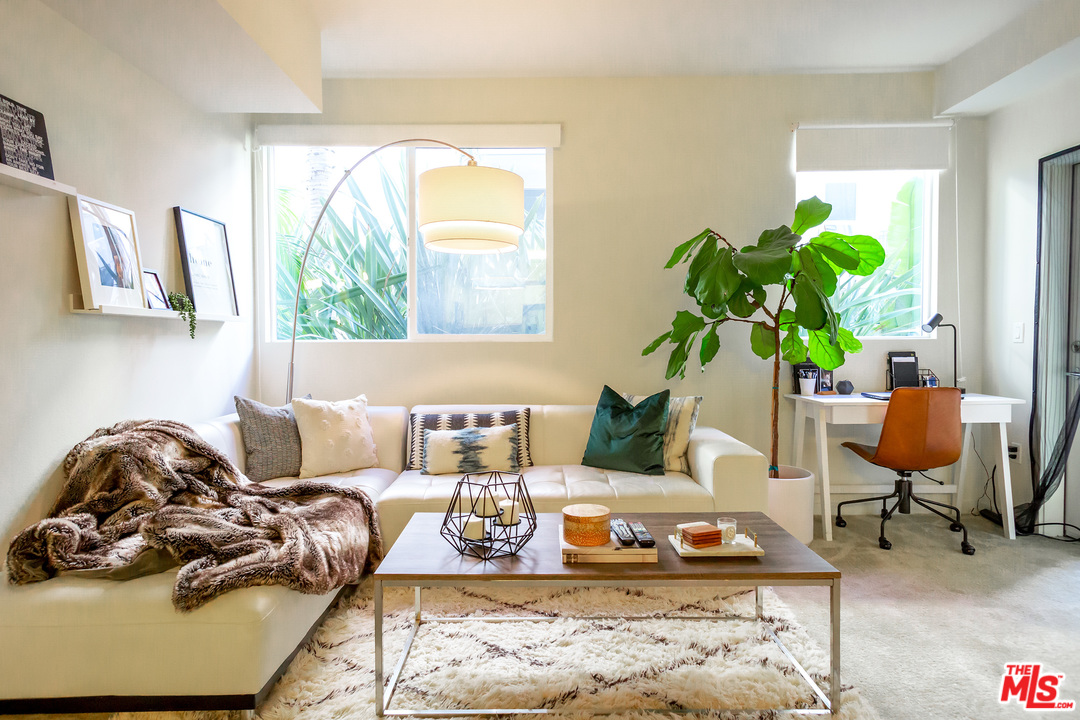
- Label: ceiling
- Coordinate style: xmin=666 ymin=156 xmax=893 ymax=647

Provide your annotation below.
xmin=311 ymin=0 xmax=1046 ymax=79
xmin=40 ymin=0 xmax=1077 ymax=114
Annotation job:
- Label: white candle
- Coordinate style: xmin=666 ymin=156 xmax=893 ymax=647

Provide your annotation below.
xmin=463 ymin=515 xmax=486 ymax=540
xmin=475 ymin=492 xmax=500 ymax=517
xmin=496 ymin=499 xmax=519 ymax=525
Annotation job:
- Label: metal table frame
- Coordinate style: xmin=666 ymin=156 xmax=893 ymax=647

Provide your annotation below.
xmin=374 ymin=576 xmax=840 ymax=717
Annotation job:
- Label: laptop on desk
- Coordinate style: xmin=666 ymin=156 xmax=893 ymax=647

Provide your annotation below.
xmin=861 ymin=390 xmax=966 ymax=401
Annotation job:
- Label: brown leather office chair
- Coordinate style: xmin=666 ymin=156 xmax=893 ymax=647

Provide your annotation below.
xmin=836 ymin=387 xmax=975 ymax=554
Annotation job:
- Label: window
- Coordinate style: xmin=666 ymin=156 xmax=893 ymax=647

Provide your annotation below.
xmin=267 ymin=142 xmax=550 ymax=341
xmin=796 ymin=169 xmax=937 ymax=337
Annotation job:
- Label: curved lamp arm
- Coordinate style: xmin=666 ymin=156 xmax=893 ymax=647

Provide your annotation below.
xmin=285 ymin=138 xmax=477 ymax=403
xmin=922 ymin=312 xmax=959 ymax=388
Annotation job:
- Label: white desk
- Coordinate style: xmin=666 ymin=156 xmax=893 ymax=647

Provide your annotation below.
xmin=788 ymin=393 xmax=1024 ymax=542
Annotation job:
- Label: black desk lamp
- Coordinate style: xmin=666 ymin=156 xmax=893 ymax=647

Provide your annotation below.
xmin=922 ymin=313 xmax=964 ymax=393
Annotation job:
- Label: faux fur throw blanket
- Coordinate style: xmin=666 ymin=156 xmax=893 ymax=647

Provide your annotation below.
xmin=6 ymin=419 xmax=382 ymax=611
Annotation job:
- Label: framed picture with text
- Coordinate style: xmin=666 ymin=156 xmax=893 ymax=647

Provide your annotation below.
xmin=68 ymin=195 xmax=146 ymax=310
xmin=173 ymin=207 xmax=238 ymax=317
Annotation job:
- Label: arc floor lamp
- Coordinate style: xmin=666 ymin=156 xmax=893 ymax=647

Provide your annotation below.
xmin=285 ymin=138 xmax=525 ymax=402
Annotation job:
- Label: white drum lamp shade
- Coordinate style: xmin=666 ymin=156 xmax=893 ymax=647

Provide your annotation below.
xmin=419 ymin=165 xmax=525 ymax=253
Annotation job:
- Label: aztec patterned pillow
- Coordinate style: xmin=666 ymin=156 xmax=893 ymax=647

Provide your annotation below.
xmin=422 ymin=423 xmax=520 ymax=475
xmin=621 ymin=392 xmax=702 ymax=475
xmin=407 ymin=409 xmax=532 ymax=471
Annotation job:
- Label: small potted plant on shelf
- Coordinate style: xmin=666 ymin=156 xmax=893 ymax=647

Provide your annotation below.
xmin=168 ymin=292 xmax=197 ymax=339
xmin=643 ymin=196 xmax=885 ymax=480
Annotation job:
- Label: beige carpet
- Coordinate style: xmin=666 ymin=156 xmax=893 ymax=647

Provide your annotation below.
xmin=774 ymin=514 xmax=1080 ymax=720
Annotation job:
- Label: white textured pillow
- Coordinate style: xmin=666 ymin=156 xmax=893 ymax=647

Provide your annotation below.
xmin=422 ymin=423 xmax=519 ymax=475
xmin=622 ymin=392 xmax=702 ymax=474
xmin=293 ymin=395 xmax=379 ymax=478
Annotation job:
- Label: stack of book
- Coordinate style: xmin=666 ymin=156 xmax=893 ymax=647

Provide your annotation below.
xmin=559 ymin=526 xmax=657 ymax=563
xmin=677 ymin=523 xmax=724 ymax=549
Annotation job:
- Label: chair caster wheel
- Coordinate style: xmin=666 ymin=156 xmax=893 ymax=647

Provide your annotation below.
xmin=950 ymin=522 xmax=964 ymax=532
xmin=962 ymin=542 xmax=975 ymax=555
xmin=879 ymin=538 xmax=892 ymax=550
xmin=835 ymin=516 xmax=847 ymax=528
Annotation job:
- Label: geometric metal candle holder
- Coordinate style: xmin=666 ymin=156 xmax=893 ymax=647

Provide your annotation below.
xmin=440 ymin=471 xmax=537 ymax=559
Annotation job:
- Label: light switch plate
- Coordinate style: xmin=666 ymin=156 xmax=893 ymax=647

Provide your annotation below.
xmin=1013 ymin=322 xmax=1024 ymax=343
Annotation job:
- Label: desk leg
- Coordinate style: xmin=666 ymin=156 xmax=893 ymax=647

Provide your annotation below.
xmin=996 ymin=422 xmax=1017 ymax=539
xmin=954 ymin=424 xmax=973 ymax=516
xmin=793 ymin=399 xmax=807 ymax=469
xmin=815 ymin=406 xmax=833 ymax=542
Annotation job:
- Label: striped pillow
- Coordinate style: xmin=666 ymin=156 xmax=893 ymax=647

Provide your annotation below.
xmin=621 ymin=392 xmax=702 ymax=475
xmin=407 ymin=409 xmax=532 ymax=471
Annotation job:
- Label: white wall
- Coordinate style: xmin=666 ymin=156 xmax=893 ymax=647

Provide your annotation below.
xmin=984 ymin=70 xmax=1080 ymax=526
xmin=254 ymin=74 xmax=986 ymax=515
xmin=0 ymin=1 xmax=256 ymax=545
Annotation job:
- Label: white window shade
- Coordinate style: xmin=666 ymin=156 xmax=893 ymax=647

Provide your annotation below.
xmin=255 ymin=124 xmax=561 ymax=149
xmin=795 ymin=125 xmax=951 ymax=172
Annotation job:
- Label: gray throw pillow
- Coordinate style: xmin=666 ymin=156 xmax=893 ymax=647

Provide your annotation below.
xmin=234 ymin=395 xmax=309 ymax=482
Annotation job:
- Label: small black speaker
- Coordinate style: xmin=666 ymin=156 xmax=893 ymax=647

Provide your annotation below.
xmin=836 ymin=380 xmax=854 ymax=395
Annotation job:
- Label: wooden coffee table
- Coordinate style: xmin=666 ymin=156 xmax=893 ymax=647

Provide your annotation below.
xmin=374 ymin=511 xmax=841 ymax=717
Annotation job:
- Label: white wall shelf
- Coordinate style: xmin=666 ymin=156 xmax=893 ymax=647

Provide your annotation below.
xmin=0 ymin=163 xmax=76 ymax=196
xmin=69 ymin=295 xmax=240 ymax=323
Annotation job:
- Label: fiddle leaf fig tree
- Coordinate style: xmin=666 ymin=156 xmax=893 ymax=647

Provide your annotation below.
xmin=643 ymin=196 xmax=886 ymax=478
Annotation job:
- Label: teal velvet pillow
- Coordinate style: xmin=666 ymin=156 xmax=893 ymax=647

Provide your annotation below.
xmin=582 ymin=386 xmax=670 ymax=475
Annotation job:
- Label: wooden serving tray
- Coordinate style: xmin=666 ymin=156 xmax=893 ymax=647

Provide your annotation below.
xmin=667 ymin=534 xmax=765 ymax=557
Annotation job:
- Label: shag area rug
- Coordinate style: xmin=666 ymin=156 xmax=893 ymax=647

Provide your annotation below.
xmin=119 ymin=583 xmax=880 ymax=720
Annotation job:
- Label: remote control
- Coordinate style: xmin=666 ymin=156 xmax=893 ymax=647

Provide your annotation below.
xmin=610 ymin=518 xmax=636 ymax=546
xmin=628 ymin=521 xmax=655 ymax=548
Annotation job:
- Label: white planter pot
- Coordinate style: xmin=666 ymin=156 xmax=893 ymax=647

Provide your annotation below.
xmin=767 ymin=464 xmax=816 ymax=545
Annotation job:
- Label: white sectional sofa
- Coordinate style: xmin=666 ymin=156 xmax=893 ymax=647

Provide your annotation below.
xmin=0 ymin=402 xmax=765 ymax=715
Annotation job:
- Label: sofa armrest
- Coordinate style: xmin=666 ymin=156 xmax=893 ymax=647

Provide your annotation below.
xmin=687 ymin=427 xmax=769 ymax=512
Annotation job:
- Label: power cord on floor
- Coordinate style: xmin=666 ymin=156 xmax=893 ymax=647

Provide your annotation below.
xmin=1024 ymin=522 xmax=1080 ymax=541
xmin=969 ymin=445 xmax=1000 ymax=523
xmin=967 ymin=445 xmax=1080 ymax=541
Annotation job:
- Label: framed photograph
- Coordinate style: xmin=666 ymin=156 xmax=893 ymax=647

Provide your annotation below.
xmin=173 ymin=207 xmax=238 ymax=317
xmin=68 ymin=195 xmax=146 ymax=310
xmin=143 ymin=269 xmax=171 ymax=310
xmin=817 ymin=368 xmax=834 ymax=392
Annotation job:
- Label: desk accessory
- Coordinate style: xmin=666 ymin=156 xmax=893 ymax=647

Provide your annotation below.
xmin=836 ymin=380 xmax=854 ymax=395
xmin=888 ymin=351 xmax=920 ymax=388
xmin=922 ymin=313 xmax=964 ymax=393
xmin=441 ymin=471 xmax=536 ymax=559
